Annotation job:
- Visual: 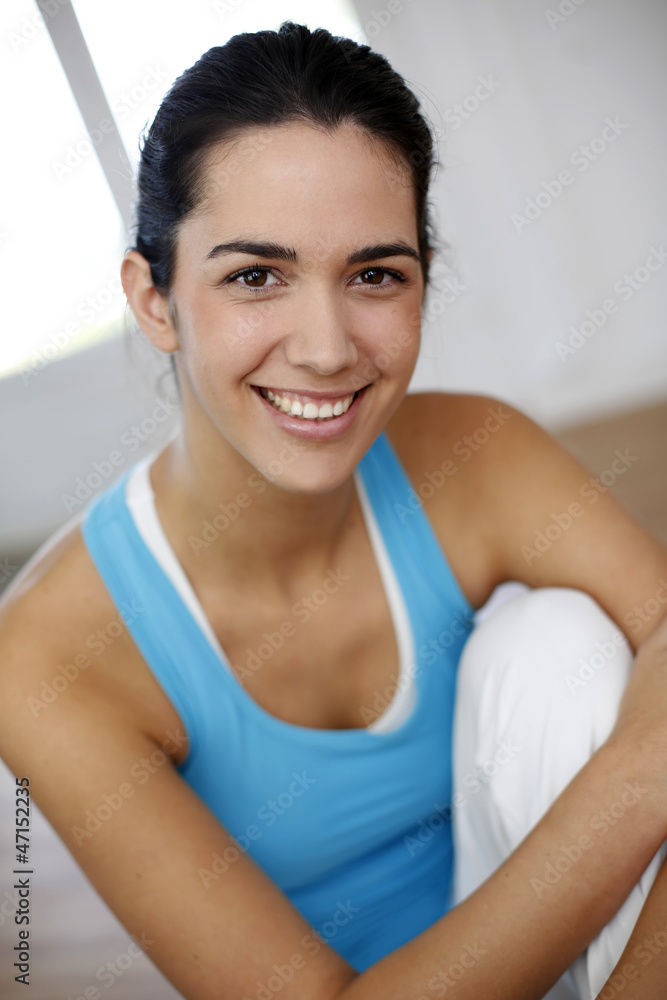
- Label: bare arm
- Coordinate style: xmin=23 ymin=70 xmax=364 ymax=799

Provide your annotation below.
xmin=340 ymin=731 xmax=667 ymax=1000
xmin=3 ymin=581 xmax=667 ymax=1000
xmin=594 ymin=850 xmax=667 ymax=1000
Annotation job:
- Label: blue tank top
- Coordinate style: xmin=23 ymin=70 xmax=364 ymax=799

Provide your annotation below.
xmin=81 ymin=428 xmax=475 ymax=972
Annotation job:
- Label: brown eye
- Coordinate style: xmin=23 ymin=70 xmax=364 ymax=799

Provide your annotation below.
xmin=243 ymin=269 xmax=268 ymax=287
xmin=223 ymin=265 xmax=282 ymax=293
xmin=350 ymin=267 xmax=407 ymax=292
xmin=360 ymin=268 xmax=385 ymax=285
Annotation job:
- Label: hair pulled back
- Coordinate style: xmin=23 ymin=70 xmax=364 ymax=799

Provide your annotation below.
xmin=132 ymin=21 xmax=437 ymax=294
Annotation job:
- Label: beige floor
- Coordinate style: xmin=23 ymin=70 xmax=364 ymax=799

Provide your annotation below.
xmin=0 ymin=399 xmax=665 ymax=998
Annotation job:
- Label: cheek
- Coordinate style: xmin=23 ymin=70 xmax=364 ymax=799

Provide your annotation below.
xmin=358 ymin=303 xmax=421 ymax=379
xmin=216 ymin=300 xmax=282 ymax=358
xmin=178 ymin=297 xmax=277 ymax=379
xmin=176 ymin=287 xmax=422 ymax=386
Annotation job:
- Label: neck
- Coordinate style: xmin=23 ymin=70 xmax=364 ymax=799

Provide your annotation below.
xmin=151 ymin=420 xmax=360 ymax=602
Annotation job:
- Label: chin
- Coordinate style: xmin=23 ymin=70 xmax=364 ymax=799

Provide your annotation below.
xmin=251 ymin=445 xmax=362 ymax=495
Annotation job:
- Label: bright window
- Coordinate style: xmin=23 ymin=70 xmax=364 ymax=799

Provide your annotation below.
xmin=1 ymin=0 xmax=126 ymax=379
xmin=0 ymin=0 xmax=363 ymax=380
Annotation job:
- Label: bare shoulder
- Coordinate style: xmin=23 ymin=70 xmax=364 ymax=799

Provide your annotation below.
xmin=385 ymin=390 xmax=517 ymax=457
xmin=386 ymin=391 xmax=667 ymax=647
xmin=384 ymin=390 xmax=548 ymax=609
xmin=0 ymin=516 xmax=102 ymax=678
xmin=0 ymin=516 xmax=178 ymax=756
xmin=0 ymin=524 xmax=356 ymax=998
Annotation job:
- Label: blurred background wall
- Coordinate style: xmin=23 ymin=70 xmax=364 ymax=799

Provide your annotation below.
xmin=357 ymin=0 xmax=667 ymax=420
xmin=1 ymin=0 xmax=665 ymax=566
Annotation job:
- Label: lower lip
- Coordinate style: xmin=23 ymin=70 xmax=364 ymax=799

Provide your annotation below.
xmin=252 ymin=386 xmax=368 ymax=440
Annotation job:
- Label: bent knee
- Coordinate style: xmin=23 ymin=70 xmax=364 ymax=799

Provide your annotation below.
xmin=457 ymin=586 xmax=633 ymax=709
xmin=454 ymin=588 xmax=636 ymax=836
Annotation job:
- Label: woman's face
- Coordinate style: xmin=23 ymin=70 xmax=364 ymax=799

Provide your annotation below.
xmin=168 ymin=121 xmax=426 ymax=494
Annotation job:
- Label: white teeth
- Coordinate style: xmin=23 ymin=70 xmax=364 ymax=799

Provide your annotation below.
xmin=258 ymin=387 xmax=358 ymax=420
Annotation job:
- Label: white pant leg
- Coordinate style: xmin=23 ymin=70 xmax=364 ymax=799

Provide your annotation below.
xmin=451 ymin=585 xmax=667 ymax=1000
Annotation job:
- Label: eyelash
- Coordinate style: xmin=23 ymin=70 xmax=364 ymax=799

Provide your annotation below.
xmin=221 ymin=263 xmax=408 ymax=295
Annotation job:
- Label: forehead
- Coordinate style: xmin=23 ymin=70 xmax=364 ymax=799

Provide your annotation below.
xmin=179 ymin=121 xmax=418 ymax=259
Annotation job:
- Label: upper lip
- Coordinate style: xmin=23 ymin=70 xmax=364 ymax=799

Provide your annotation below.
xmin=252 ymin=384 xmax=367 ymax=400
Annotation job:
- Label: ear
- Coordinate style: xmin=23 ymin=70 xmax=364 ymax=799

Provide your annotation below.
xmin=121 ymin=250 xmax=179 ymax=354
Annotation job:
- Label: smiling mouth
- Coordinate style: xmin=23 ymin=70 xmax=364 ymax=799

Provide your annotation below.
xmin=253 ymin=385 xmax=365 ymax=420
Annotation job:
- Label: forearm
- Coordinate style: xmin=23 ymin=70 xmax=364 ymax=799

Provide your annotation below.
xmin=337 ymin=736 xmax=667 ymax=1000
xmin=594 ymin=849 xmax=667 ymax=999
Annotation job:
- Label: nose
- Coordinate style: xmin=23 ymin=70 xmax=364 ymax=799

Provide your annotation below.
xmin=283 ymin=284 xmax=358 ymax=376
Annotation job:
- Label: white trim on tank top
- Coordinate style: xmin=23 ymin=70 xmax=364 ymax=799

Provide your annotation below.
xmin=124 ymin=447 xmax=417 ymax=734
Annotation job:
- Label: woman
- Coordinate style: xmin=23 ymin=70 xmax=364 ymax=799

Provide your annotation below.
xmin=1 ymin=21 xmax=667 ymax=1000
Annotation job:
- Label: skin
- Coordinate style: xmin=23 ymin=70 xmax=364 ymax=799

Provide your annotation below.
xmin=123 ymin=122 xmax=427 ymax=600
xmin=591 ymin=852 xmax=667 ymax=998
xmin=2 ymin=121 xmax=667 ymax=999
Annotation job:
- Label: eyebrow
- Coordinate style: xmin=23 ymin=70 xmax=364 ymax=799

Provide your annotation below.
xmin=204 ymin=239 xmax=421 ymax=265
